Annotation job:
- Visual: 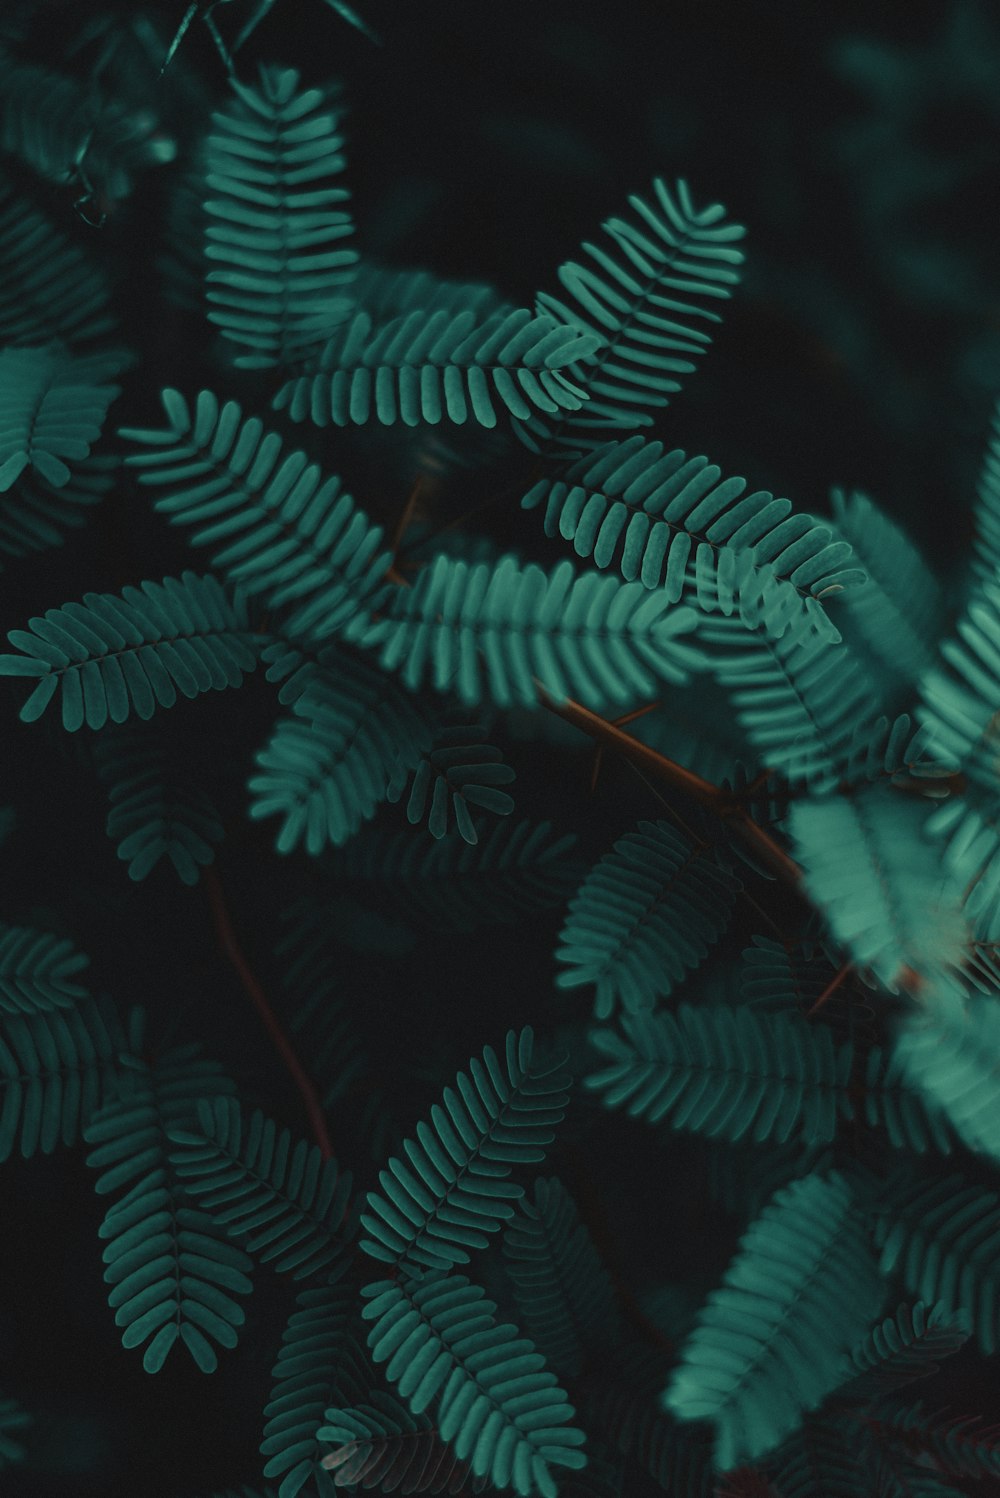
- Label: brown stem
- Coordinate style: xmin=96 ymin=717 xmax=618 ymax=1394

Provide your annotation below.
xmin=203 ymin=865 xmax=334 ymax=1160
xmin=537 ymin=685 xmax=805 ymax=891
xmin=807 ymin=959 xmax=853 ymax=1017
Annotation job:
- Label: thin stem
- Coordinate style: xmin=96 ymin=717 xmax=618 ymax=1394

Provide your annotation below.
xmin=537 ymin=686 xmax=805 ymax=892
xmin=203 ymin=865 xmax=333 ymax=1160
xmin=807 ymin=959 xmax=854 ymax=1017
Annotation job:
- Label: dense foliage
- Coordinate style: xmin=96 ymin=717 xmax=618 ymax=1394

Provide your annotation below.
xmin=2 ymin=3 xmax=1000 ymax=1496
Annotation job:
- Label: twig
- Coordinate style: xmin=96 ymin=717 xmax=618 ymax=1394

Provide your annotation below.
xmin=807 ymin=959 xmax=854 ymax=1017
xmin=536 ymin=686 xmax=805 ymax=892
xmin=203 ymin=865 xmax=334 ymax=1159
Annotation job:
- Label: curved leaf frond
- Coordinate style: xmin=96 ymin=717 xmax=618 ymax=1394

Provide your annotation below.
xmin=0 ymin=570 xmax=258 ymax=731
xmin=523 ymin=437 xmax=862 ymax=631
xmin=84 ymin=1032 xmax=252 ymax=1374
xmin=170 ymin=1097 xmax=353 ymax=1279
xmin=0 ymin=346 xmax=120 ymax=492
xmin=121 ymin=389 xmax=390 ymax=641
xmin=320 ymin=1388 xmax=489 ymax=1493
xmin=503 ymin=1176 xmax=619 ymax=1378
xmin=586 ymin=1006 xmax=851 ymax=1147
xmin=0 ymin=996 xmax=120 ymax=1160
xmin=262 ymin=1277 xmax=367 ymax=1497
xmin=362 ymin=1272 xmax=587 ymax=1498
xmin=356 ymin=552 xmax=703 ymax=711
xmin=0 ymin=923 xmax=89 ymax=1016
xmin=250 ymin=651 xmax=433 ymax=854
xmin=555 ymin=818 xmax=738 ymax=1017
xmin=386 ymin=721 xmax=515 ymax=845
xmin=788 ymin=789 xmax=969 ymax=990
xmin=664 ymin=1170 xmax=883 ymax=1469
xmin=360 ymin=1026 xmax=568 ymax=1271
xmin=205 ymin=65 xmax=357 ymax=369
xmin=874 ymin=1167 xmax=1000 ymax=1357
xmin=517 ymin=177 xmax=745 ymax=457
xmin=273 ymin=307 xmax=601 ymax=429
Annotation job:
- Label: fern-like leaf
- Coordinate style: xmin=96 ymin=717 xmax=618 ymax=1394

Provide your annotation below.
xmin=919 ymin=572 xmax=1000 ymax=797
xmin=788 ymin=789 xmax=969 ymax=990
xmin=0 ymin=451 xmax=117 ymax=560
xmin=867 ymin=1401 xmax=1000 ymax=1482
xmin=0 ymin=179 xmax=117 ymax=346
xmin=205 ymin=66 xmax=356 ymax=369
xmin=829 ymin=489 xmax=943 ymax=693
xmin=556 ymin=818 xmax=738 ymax=1018
xmin=0 ymin=995 xmax=120 ymax=1160
xmin=105 ymin=764 xmax=224 ymax=886
xmin=832 ymin=1302 xmax=969 ymax=1408
xmin=0 ymin=346 xmax=120 ymax=491
xmin=586 ymin=1006 xmax=851 ymax=1147
xmin=874 ymin=1167 xmax=1000 ymax=1357
xmin=664 ymin=1170 xmax=884 ymax=1469
xmin=84 ymin=1032 xmax=253 ymax=1374
xmin=523 ymin=437 xmax=862 ymax=634
xmin=970 ymin=395 xmax=1000 ymax=585
xmin=170 ymin=1097 xmax=352 ymax=1279
xmin=893 ymin=993 xmax=1000 ymax=1163
xmin=356 ymin=552 xmax=703 ymax=711
xmin=320 ymin=1389 xmax=489 ymax=1493
xmin=249 ymin=651 xmax=433 ymax=854
xmin=387 ymin=722 xmax=515 ymax=844
xmin=517 ymin=177 xmax=745 ymax=456
xmin=262 ymin=1277 xmax=367 ymax=1498
xmin=273 ymin=306 xmax=600 ymax=428
xmin=502 ymin=1176 xmax=619 ymax=1377
xmin=121 ymin=390 xmax=390 ymax=641
xmin=360 ymin=1026 xmax=568 ymax=1270
xmin=702 ymin=590 xmax=881 ymax=788
xmin=362 ymin=1272 xmax=587 ymax=1498
xmin=0 ymin=570 xmax=258 ymax=730
xmin=0 ymin=923 xmax=89 ymax=1015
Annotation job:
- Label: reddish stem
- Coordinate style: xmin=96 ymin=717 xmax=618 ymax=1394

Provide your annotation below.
xmin=807 ymin=959 xmax=854 ymax=1017
xmin=203 ymin=865 xmax=334 ymax=1160
xmin=537 ymin=686 xmax=805 ymax=892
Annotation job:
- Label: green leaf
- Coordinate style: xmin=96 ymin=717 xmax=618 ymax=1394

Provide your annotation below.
xmin=274 ymin=306 xmax=601 ymax=429
xmin=262 ymin=1277 xmax=366 ymax=1498
xmin=556 ymin=818 xmax=739 ymax=1017
xmin=170 ymin=1097 xmax=352 ymax=1279
xmin=523 ymin=437 xmax=862 ymax=634
xmin=205 ymin=65 xmax=357 ymax=369
xmin=387 ymin=721 xmax=515 ymax=845
xmin=0 ymin=346 xmax=120 ymax=491
xmin=122 ymin=390 xmax=390 ymax=641
xmin=0 ymin=996 xmax=120 ymax=1160
xmin=788 ymin=789 xmax=969 ymax=990
xmin=503 ymin=1176 xmax=619 ymax=1377
xmin=0 ymin=923 xmax=89 ymax=1015
xmin=0 ymin=571 xmax=258 ymax=731
xmin=516 ymin=177 xmax=745 ymax=457
xmin=362 ymin=1273 xmax=587 ymax=1498
xmin=663 ymin=1170 xmax=883 ymax=1469
xmin=586 ymin=1006 xmax=851 ymax=1147
xmin=893 ymin=993 xmax=1000 ymax=1163
xmin=874 ymin=1166 xmax=1000 ymax=1357
xmin=250 ymin=650 xmax=433 ymax=855
xmin=356 ymin=552 xmax=703 ymax=711
xmin=360 ymin=1026 xmax=568 ymax=1271
xmin=84 ymin=1030 xmax=252 ymax=1374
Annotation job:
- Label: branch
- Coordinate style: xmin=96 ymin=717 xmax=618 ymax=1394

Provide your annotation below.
xmin=203 ymin=864 xmax=334 ymax=1160
xmin=536 ymin=686 xmax=805 ymax=892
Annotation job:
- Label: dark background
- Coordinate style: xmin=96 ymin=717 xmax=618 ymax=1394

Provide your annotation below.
xmin=2 ymin=1 xmax=1000 ymax=1493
